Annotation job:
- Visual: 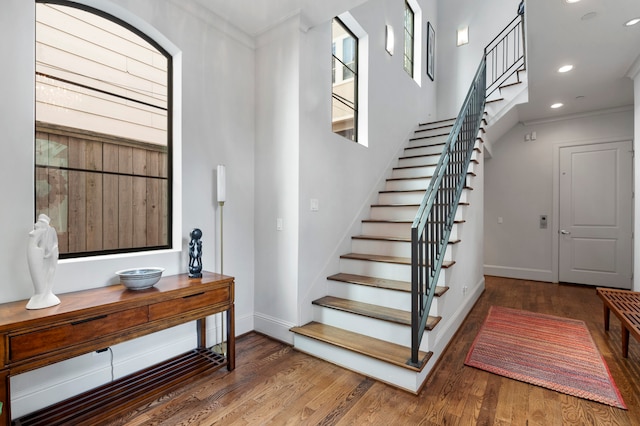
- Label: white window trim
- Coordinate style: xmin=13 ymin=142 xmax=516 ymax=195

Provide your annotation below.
xmin=406 ymin=0 xmax=423 ymax=86
xmin=337 ymin=12 xmax=369 ymax=147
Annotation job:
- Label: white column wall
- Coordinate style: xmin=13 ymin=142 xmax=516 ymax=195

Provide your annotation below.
xmin=254 ymin=17 xmax=301 ymax=341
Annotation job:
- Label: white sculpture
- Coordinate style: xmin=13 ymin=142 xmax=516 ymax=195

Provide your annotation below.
xmin=26 ymin=214 xmax=61 ymax=310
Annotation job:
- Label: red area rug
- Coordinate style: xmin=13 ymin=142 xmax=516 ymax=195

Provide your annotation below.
xmin=465 ymin=306 xmax=626 ymax=409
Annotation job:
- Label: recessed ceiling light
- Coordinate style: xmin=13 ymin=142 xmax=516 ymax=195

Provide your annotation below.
xmin=565 ymin=0 xmax=581 ymax=3
xmin=558 ymin=65 xmax=574 ymax=73
xmin=625 ymin=18 xmax=640 ymax=27
xmin=551 ymin=103 xmax=564 ymax=109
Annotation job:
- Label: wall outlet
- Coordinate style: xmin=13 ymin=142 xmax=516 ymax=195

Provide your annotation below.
xmin=462 ymin=286 xmax=468 ymax=294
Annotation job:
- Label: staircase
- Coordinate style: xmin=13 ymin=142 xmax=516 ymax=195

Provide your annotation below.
xmin=291 ymin=13 xmax=527 ymax=393
xmin=291 ymin=119 xmax=483 ymax=393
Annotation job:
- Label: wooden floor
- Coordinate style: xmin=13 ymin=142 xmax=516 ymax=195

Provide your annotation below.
xmin=106 ymin=276 xmax=640 ymax=425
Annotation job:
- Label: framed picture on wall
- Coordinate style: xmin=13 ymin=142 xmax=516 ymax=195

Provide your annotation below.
xmin=427 ymin=22 xmax=435 ymax=81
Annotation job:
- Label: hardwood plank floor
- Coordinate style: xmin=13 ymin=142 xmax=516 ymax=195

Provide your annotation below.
xmin=106 ymin=276 xmax=640 ymax=425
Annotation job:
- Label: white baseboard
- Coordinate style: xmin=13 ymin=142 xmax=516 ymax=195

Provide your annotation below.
xmin=484 ymin=265 xmax=553 ymax=282
xmin=254 ymin=312 xmax=296 ymax=344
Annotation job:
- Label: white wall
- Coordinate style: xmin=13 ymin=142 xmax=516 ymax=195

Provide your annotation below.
xmin=632 ymin=62 xmax=640 ymax=292
xmin=1 ymin=0 xmax=255 ymax=417
xmin=484 ymin=108 xmax=634 ymax=282
xmin=436 ymin=0 xmax=519 ymax=119
xmin=253 ymin=16 xmax=301 ymax=341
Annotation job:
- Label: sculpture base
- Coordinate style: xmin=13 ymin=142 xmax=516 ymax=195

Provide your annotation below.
xmin=26 ymin=292 xmax=61 ymax=310
xmin=189 ymin=273 xmax=203 ymax=279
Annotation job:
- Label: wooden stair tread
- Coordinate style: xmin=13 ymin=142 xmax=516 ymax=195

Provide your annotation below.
xmin=351 ymin=235 xmax=462 ymax=246
xmin=379 ymin=186 xmax=472 ymax=194
xmin=371 ymin=202 xmax=469 ymax=207
xmin=387 ymin=171 xmax=475 ymax=182
xmin=409 ymin=133 xmax=449 ymax=141
xmin=393 ymin=163 xmax=438 ymax=170
xmin=399 ymin=152 xmax=442 ymax=160
xmin=290 ymin=322 xmax=432 ymax=372
xmin=418 ymin=118 xmax=456 ymax=127
xmin=312 ymin=296 xmax=441 ymax=330
xmin=361 ymin=219 xmax=465 ymax=225
xmin=340 ymin=253 xmax=455 ymax=269
xmin=327 ymin=273 xmax=449 ymax=296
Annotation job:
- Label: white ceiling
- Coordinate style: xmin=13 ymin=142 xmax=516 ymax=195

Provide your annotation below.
xmin=194 ymin=0 xmax=640 ymax=123
xmin=520 ymin=0 xmax=640 ymax=122
xmin=192 ymin=0 xmax=370 ymax=36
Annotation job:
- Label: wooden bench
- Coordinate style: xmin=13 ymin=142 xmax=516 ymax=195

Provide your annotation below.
xmin=596 ymin=287 xmax=640 ymax=358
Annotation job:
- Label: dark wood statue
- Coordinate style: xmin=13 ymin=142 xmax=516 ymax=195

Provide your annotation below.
xmin=188 ymin=228 xmax=203 ymax=278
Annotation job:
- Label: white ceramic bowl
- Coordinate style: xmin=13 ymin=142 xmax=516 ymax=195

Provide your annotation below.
xmin=116 ymin=267 xmax=165 ymax=290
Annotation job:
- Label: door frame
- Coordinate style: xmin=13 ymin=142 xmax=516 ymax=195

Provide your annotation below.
xmin=551 ymin=136 xmax=634 ymax=284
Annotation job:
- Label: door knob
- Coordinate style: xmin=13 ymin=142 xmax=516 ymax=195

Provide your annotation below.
xmin=560 ymin=230 xmax=571 ymax=235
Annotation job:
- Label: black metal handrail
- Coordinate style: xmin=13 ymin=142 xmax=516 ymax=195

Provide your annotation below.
xmin=408 ymin=14 xmax=525 ymax=367
xmin=408 ymin=60 xmax=486 ymax=367
xmin=485 ymin=14 xmax=525 ymax=98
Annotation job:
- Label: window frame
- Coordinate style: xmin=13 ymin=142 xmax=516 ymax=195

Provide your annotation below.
xmin=331 ymin=17 xmax=359 ymax=143
xmin=404 ymin=1 xmax=415 ymax=77
xmin=35 ymin=0 xmax=174 ymax=259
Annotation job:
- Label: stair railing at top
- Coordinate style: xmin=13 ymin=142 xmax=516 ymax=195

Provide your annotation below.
xmin=408 ymin=13 xmax=526 ymax=367
xmin=485 ymin=14 xmax=525 ymax=98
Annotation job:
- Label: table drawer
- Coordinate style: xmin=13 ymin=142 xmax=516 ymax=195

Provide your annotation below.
xmin=149 ymin=288 xmax=230 ymax=321
xmin=9 ymin=307 xmax=149 ymax=362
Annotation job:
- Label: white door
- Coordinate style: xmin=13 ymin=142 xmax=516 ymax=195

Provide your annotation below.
xmin=559 ymin=141 xmax=632 ymax=288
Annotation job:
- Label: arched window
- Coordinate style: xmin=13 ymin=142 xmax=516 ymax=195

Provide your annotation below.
xmin=35 ymin=1 xmax=172 ymax=258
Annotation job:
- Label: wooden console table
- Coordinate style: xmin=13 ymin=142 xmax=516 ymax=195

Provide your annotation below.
xmin=0 ymin=271 xmax=234 ymax=425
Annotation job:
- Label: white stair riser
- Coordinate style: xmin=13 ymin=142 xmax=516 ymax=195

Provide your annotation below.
xmin=339 ymin=258 xmax=449 ymax=286
xmin=351 ymin=239 xmax=454 ymax=261
xmin=312 ymin=305 xmax=412 ymax=347
xmin=392 ymin=165 xmax=438 ymax=179
xmin=351 ymin=239 xmax=411 ymax=258
xmin=361 ymin=221 xmax=411 ymax=238
xmin=370 ymin=205 xmax=419 ymax=221
xmin=412 ymin=127 xmax=451 ymax=138
xmin=378 ymin=192 xmax=424 ymax=204
xmin=404 ymin=144 xmax=444 ymax=156
xmin=326 ymin=280 xmax=444 ymax=316
xmin=361 ymin=221 xmax=460 ymax=240
xmin=292 ymin=335 xmax=428 ymax=393
xmin=340 ymin=258 xmax=411 ymax=281
xmin=385 ymin=178 xmax=431 ymax=192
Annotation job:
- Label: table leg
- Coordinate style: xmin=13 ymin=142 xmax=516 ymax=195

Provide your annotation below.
xmin=603 ymin=304 xmax=610 ymax=331
xmin=622 ymin=327 xmax=629 ymax=358
xmin=197 ymin=318 xmax=207 ymax=349
xmin=227 ymin=304 xmax=235 ymax=371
